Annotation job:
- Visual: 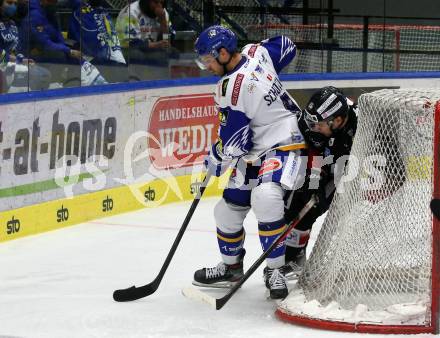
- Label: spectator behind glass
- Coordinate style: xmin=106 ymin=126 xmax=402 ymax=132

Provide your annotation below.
xmin=19 ymin=0 xmax=82 ymax=87
xmin=14 ymin=0 xmax=29 ymax=23
xmin=67 ymin=0 xmax=128 ymax=84
xmin=116 ymin=0 xmax=171 ymax=81
xmin=0 ymin=0 xmax=50 ymax=92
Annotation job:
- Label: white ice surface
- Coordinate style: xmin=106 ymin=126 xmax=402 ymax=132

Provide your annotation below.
xmin=0 ymin=197 xmax=434 ymax=338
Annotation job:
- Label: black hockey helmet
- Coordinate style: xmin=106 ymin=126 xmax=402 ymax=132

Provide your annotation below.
xmin=298 ymin=86 xmax=349 ymax=149
xmin=302 ymin=86 xmax=349 ymax=130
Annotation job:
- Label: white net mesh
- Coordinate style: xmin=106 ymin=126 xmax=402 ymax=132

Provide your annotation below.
xmin=247 ymin=24 xmax=440 ymax=73
xmin=279 ymin=89 xmax=439 ymax=328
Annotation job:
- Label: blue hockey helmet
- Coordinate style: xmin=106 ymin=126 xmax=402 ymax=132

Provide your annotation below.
xmin=194 ymin=25 xmax=237 ymax=69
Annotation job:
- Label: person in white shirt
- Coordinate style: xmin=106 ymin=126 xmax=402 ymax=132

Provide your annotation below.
xmin=116 ymin=0 xmax=169 ymax=50
xmin=116 ymin=0 xmax=171 ymax=80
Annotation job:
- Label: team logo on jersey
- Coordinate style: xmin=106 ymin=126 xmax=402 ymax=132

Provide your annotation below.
xmin=248 ymin=45 xmax=257 ymax=57
xmin=258 ymin=158 xmax=282 ymax=177
xmin=250 ymin=72 xmax=259 ymax=81
xmin=221 ymin=78 xmax=229 ymax=96
xmin=255 ymin=65 xmax=264 ymax=74
xmin=247 ymin=82 xmax=256 ymax=94
xmin=267 ymin=74 xmax=273 ymax=81
xmin=208 ymin=29 xmax=217 ymax=37
xmin=259 ymin=54 xmax=268 ymax=64
xmin=219 ymin=109 xmax=228 ymax=126
xmin=231 ymin=74 xmax=244 ymax=106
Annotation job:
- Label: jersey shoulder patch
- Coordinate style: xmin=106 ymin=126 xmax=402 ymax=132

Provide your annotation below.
xmin=247 ymin=44 xmax=258 ymax=57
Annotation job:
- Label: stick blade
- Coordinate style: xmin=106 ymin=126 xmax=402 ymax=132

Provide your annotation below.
xmin=181 ymin=287 xmax=217 ymax=309
xmin=113 ymin=284 xmax=156 ymax=302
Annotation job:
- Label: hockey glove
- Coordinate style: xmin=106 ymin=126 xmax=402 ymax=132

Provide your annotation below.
xmin=204 ymin=142 xmax=232 ymax=177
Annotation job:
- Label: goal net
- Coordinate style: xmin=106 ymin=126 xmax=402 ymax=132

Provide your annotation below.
xmin=276 ymin=89 xmax=440 ymax=334
xmin=246 ymin=24 xmax=440 ymax=73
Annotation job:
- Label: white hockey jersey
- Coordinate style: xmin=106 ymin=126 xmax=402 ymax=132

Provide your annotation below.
xmin=213 ymin=36 xmax=303 ymax=161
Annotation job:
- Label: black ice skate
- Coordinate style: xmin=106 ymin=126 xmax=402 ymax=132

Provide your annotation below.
xmin=283 ymin=251 xmax=306 ymax=280
xmin=264 ymin=267 xmax=288 ymax=299
xmin=193 ymin=251 xmax=245 ymax=288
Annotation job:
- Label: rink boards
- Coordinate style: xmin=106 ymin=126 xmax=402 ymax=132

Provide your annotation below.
xmin=0 ymin=172 xmax=227 ymax=242
xmin=1 ymin=72 xmax=440 ymax=242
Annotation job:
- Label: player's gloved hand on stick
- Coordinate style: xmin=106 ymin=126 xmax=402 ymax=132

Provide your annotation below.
xmin=204 ymin=142 xmax=231 ymax=177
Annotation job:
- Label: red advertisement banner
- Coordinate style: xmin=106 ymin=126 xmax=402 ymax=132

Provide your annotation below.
xmin=148 ymin=94 xmax=218 ymax=169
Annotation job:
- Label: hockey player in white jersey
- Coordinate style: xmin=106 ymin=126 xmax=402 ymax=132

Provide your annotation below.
xmin=192 ymin=25 xmax=305 ymax=299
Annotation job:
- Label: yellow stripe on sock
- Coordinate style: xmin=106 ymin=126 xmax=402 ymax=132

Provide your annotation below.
xmin=217 ymin=233 xmax=245 ymax=243
xmin=259 ymin=226 xmax=287 ymax=237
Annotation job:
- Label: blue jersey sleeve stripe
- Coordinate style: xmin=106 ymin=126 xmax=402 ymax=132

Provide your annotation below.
xmin=261 ymin=36 xmax=296 ymax=74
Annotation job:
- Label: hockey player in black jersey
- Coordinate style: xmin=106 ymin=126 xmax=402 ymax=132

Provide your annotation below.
xmin=282 ymin=86 xmax=358 ymax=279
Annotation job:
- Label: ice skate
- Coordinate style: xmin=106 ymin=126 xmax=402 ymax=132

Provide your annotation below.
xmin=264 ymin=267 xmax=288 ymax=299
xmin=193 ymin=250 xmax=245 ymax=288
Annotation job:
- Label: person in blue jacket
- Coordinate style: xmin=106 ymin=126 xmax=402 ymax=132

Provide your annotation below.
xmin=0 ymin=0 xmax=50 ymax=91
xmin=19 ymin=0 xmax=82 ymax=86
xmin=67 ymin=0 xmax=128 ymax=83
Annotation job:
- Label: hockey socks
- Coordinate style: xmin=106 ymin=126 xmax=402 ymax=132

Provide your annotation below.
xmin=216 ymin=228 xmax=245 ymax=265
xmin=258 ymin=218 xmax=286 ymax=268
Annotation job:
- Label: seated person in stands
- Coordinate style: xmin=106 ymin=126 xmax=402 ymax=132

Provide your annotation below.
xmin=68 ymin=0 xmax=128 ymax=83
xmin=14 ymin=0 xmax=30 ymax=24
xmin=0 ymin=0 xmax=50 ymax=92
xmin=116 ymin=0 xmax=172 ymax=81
xmin=19 ymin=0 xmax=82 ymax=86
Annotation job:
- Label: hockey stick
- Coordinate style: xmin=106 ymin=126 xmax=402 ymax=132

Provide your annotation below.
xmin=113 ymin=171 xmax=212 ymax=302
xmin=431 ymin=199 xmax=440 ymax=219
xmin=182 ymin=195 xmax=317 ymax=310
